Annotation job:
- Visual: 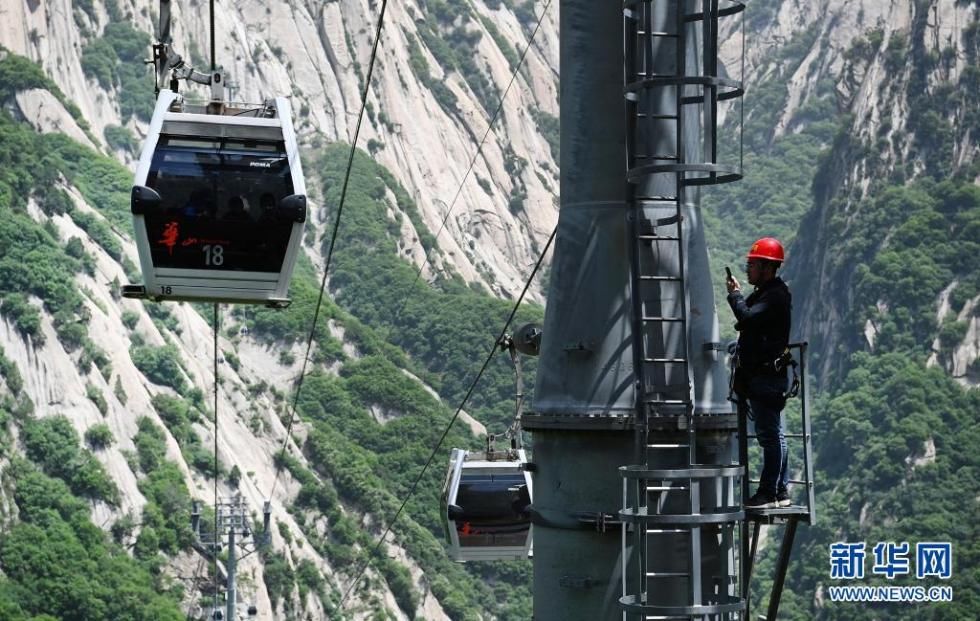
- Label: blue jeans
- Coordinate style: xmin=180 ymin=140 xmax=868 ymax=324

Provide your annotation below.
xmin=742 ymin=376 xmax=789 ymax=496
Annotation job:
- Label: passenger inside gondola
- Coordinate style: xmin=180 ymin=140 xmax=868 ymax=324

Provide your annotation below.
xmin=259 ymin=192 xmax=277 ymax=222
xmin=226 ymin=195 xmax=249 ymax=220
xmin=181 ymin=188 xmax=213 ymax=218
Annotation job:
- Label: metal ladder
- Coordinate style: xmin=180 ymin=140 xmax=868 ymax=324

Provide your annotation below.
xmin=625 ymin=0 xmax=692 ymax=421
xmin=631 ymin=202 xmax=691 ymax=414
xmin=620 ymin=1 xmax=747 ymax=619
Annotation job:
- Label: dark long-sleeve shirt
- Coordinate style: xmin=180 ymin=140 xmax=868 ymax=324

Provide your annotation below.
xmin=727 ymin=277 xmax=792 ymax=373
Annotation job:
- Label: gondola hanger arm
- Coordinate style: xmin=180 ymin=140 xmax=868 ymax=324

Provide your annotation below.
xmin=151 ymin=1 xmax=224 ymax=102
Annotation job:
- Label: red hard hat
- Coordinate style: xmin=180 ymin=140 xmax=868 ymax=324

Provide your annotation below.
xmin=747 ymin=237 xmax=785 ymax=262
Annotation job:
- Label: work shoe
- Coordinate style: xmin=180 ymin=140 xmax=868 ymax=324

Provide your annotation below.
xmin=776 ymin=490 xmax=791 ymax=507
xmin=744 ymin=492 xmax=778 ymax=509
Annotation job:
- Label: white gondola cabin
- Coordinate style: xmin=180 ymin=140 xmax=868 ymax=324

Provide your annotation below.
xmin=123 ymin=90 xmax=306 ymax=307
xmin=441 ymin=448 xmax=533 ymax=562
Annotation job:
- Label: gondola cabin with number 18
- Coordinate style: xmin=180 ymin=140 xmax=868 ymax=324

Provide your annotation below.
xmin=123 ymin=89 xmax=306 ymax=307
xmin=441 ymin=447 xmax=533 ymax=562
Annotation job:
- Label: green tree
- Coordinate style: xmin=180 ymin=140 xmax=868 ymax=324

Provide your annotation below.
xmin=84 ymin=423 xmax=114 ymax=449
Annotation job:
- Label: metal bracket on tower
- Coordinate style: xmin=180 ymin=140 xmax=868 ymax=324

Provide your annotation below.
xmin=578 ymin=511 xmax=623 ymax=532
xmin=530 ymin=508 xmax=625 ymax=533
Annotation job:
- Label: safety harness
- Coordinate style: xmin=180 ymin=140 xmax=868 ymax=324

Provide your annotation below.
xmin=728 ymin=346 xmax=800 ymax=411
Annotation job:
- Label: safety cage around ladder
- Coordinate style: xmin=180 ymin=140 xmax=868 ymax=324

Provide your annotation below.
xmin=619 ymin=0 xmax=749 ymax=619
xmin=440 ymin=447 xmax=533 ymax=562
xmin=123 ymin=89 xmax=307 ymax=307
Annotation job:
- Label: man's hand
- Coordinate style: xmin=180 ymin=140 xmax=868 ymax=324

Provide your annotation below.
xmin=726 ymin=274 xmax=741 ymax=294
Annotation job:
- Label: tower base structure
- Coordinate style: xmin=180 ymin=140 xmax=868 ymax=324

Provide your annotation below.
xmin=524 ymin=418 xmax=634 ymax=621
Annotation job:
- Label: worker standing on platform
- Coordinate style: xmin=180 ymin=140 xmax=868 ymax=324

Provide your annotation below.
xmin=726 ymin=237 xmax=792 ymax=509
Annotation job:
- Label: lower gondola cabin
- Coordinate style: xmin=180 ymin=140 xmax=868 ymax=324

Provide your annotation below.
xmin=123 ymin=89 xmax=306 ymax=306
xmin=441 ymin=448 xmax=533 ymax=562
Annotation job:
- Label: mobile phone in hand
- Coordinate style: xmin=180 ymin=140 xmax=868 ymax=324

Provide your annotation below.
xmin=725 ymin=266 xmax=732 ymax=280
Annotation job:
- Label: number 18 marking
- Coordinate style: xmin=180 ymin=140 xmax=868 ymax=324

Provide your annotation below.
xmin=203 ymin=244 xmax=224 ymax=266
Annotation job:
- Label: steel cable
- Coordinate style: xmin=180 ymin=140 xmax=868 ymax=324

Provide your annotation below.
xmin=268 ymin=0 xmax=390 ymax=499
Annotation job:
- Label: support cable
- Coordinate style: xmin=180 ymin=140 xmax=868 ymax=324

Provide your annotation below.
xmin=268 ymin=0 xmax=390 ymax=499
xmin=210 ymin=0 xmax=216 ymax=72
xmin=340 ymin=224 xmax=557 ymax=608
xmin=203 ymin=3 xmax=221 ymax=612
xmin=501 ymin=341 xmax=526 ymax=447
xmin=390 ymin=0 xmax=554 ymax=322
xmin=211 ymin=303 xmax=220 ymax=616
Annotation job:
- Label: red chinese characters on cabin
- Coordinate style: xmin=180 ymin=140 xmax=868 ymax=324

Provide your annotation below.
xmin=156 ymin=221 xmax=231 ymax=256
xmin=157 ymin=221 xmax=179 ymax=255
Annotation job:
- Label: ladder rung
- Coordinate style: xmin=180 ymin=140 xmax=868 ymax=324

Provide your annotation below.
xmin=646 ymin=528 xmax=688 ymax=533
xmin=646 ymin=572 xmax=690 ymax=577
xmin=745 ymin=433 xmax=806 ymax=439
xmin=635 ymin=195 xmax=678 ymax=201
xmin=639 ymin=275 xmax=682 ymax=281
xmin=646 ymin=486 xmax=689 ymax=492
xmin=636 ymin=154 xmax=678 ymax=160
xmin=639 ymin=31 xmax=679 ymax=37
xmin=748 ymin=479 xmax=809 ymax=485
xmin=643 ymin=358 xmax=688 ymax=363
xmin=645 ymin=383 xmax=689 ymax=391
xmin=638 ymin=235 xmax=680 ymax=241
xmin=642 ymin=316 xmax=685 ymax=322
xmin=635 ymin=115 xmax=678 ymax=120
xmin=647 ymin=443 xmax=689 ymax=448
xmin=645 ymin=399 xmax=688 ymax=405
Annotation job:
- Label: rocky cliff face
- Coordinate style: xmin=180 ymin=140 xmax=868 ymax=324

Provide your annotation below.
xmin=0 ymin=191 xmax=443 ymax=617
xmin=783 ymin=0 xmax=979 ymax=385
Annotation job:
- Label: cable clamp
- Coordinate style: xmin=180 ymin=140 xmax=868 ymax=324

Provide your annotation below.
xmin=576 ymin=511 xmax=622 ymax=533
